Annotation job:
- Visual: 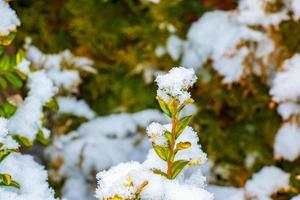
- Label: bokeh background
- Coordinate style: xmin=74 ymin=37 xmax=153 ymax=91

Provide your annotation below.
xmin=7 ymin=0 xmax=300 ymax=199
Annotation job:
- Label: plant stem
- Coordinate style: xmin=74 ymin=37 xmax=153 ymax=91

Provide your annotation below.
xmin=167 ymin=101 xmax=178 ymax=179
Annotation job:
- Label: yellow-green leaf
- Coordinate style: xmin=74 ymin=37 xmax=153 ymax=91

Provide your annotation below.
xmin=13 ymin=135 xmax=32 ymax=148
xmin=179 ymin=98 xmax=194 ymax=111
xmin=164 ymin=131 xmax=172 ymax=143
xmin=2 ymin=101 xmax=17 ymax=117
xmin=153 ymin=143 xmax=169 ymax=161
xmin=157 ymin=97 xmax=171 ymax=117
xmin=152 ymin=168 xmax=167 ymax=178
xmin=171 ymin=160 xmax=189 ymax=179
xmin=175 ymin=142 xmax=191 ymax=152
xmin=45 ymin=97 xmax=59 ymax=111
xmin=0 ymin=76 xmax=7 ymax=89
xmin=0 ymin=150 xmax=11 ymax=162
xmin=2 ymin=174 xmax=11 ymax=185
xmin=16 ymin=50 xmax=25 ymax=65
xmin=35 ymin=130 xmax=49 ymax=145
xmin=176 ymin=115 xmax=193 ymax=139
xmin=5 ymin=72 xmax=23 ymax=88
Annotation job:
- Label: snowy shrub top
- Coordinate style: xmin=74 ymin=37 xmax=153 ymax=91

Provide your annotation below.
xmin=270 ymin=54 xmax=300 ymax=102
xmin=237 ymin=0 xmax=289 ymax=27
xmin=155 ymin=67 xmax=197 ymax=104
xmin=57 ymin=97 xmax=96 ymax=119
xmin=175 ymin=10 xmax=274 ymax=83
xmin=274 ymin=123 xmax=300 ymax=161
xmin=96 ymin=161 xmax=213 ymax=200
xmin=0 ymin=0 xmax=20 ymax=36
xmin=245 ymin=166 xmax=290 ymax=199
xmin=25 ymin=43 xmax=95 ymax=93
xmin=165 ymin=0 xmax=300 ymax=85
xmin=0 ymin=154 xmax=57 ymax=200
xmin=8 ymin=69 xmax=57 ymax=141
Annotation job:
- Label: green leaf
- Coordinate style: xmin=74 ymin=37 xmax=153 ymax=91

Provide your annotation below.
xmin=157 ymin=97 xmax=171 ymax=117
xmin=164 ymin=131 xmax=172 ymax=143
xmin=5 ymin=72 xmax=23 ymax=88
xmin=2 ymin=174 xmax=11 ymax=185
xmin=152 ymin=143 xmax=169 ymax=161
xmin=35 ymin=130 xmax=49 ymax=145
xmin=175 ymin=142 xmax=191 ymax=152
xmin=0 ymin=76 xmax=7 ymax=89
xmin=0 ymin=174 xmax=20 ymax=189
xmin=16 ymin=50 xmax=25 ymax=65
xmin=179 ymin=98 xmax=194 ymax=111
xmin=0 ymin=46 xmax=3 ymax=55
xmin=13 ymin=135 xmax=32 ymax=148
xmin=0 ymin=54 xmax=10 ymax=70
xmin=0 ymin=108 xmax=4 ymax=117
xmin=14 ymin=69 xmax=27 ymax=81
xmin=176 ymin=115 xmax=193 ymax=139
xmin=171 ymin=160 xmax=189 ymax=179
xmin=0 ymin=149 xmax=11 ymax=162
xmin=152 ymin=168 xmax=167 ymax=177
xmin=44 ymin=97 xmax=59 ymax=111
xmin=9 ymin=180 xmax=20 ymax=189
xmin=2 ymin=101 xmax=17 ymax=117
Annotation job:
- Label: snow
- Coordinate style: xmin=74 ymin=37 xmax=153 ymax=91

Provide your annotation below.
xmin=174 ymin=126 xmax=207 ymax=166
xmin=0 ymin=0 xmax=20 ymax=36
xmin=270 ymin=54 xmax=300 ymax=102
xmin=95 ymin=161 xmax=213 ymax=200
xmin=289 ymin=0 xmax=300 ymax=20
xmin=277 ymin=102 xmax=300 ymax=120
xmin=244 ymin=166 xmax=290 ymax=200
xmin=167 ymin=35 xmax=183 ymax=61
xmin=146 ymin=122 xmax=167 ymax=146
xmin=0 ymin=153 xmax=56 ymax=200
xmin=237 ymin=0 xmax=289 ymax=27
xmin=57 ymin=97 xmax=96 ymax=119
xmin=147 ymin=0 xmax=160 ymax=4
xmin=25 ymin=44 xmax=94 ymax=93
xmin=156 ymin=67 xmax=197 ymax=104
xmin=207 ymin=185 xmax=244 ymax=200
xmin=0 ymin=117 xmax=19 ymax=149
xmin=45 ymin=109 xmax=168 ymax=199
xmin=8 ymin=71 xmax=57 ymax=141
xmin=155 ymin=45 xmax=166 ymax=57
xmin=292 ymin=195 xmax=300 ymax=200
xmin=274 ymin=123 xmax=300 ymax=161
xmin=181 ymin=10 xmax=273 ymax=83
xmin=270 ymin=54 xmax=300 ymax=161
xmin=62 ymin=172 xmax=95 ymax=200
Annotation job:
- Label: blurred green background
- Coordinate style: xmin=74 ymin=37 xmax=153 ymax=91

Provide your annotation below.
xmin=11 ymin=0 xmax=300 ymax=191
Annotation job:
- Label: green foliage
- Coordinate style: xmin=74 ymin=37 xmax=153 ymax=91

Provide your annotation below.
xmin=0 ymin=173 xmax=20 ymax=189
xmin=12 ymin=0 xmax=209 ymax=115
xmin=171 ymin=160 xmax=189 ymax=179
xmin=10 ymin=0 xmax=300 ymax=194
xmin=44 ymin=97 xmax=59 ymax=112
xmin=13 ymin=135 xmax=33 ymax=148
xmin=176 ymin=115 xmax=192 ymax=139
xmin=152 ymin=144 xmax=169 ymax=161
xmin=0 ymin=50 xmax=26 ymax=89
xmin=0 ymin=101 xmax=17 ymax=118
xmin=193 ymin=67 xmax=281 ymax=186
xmin=279 ymin=19 xmax=300 ymax=55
